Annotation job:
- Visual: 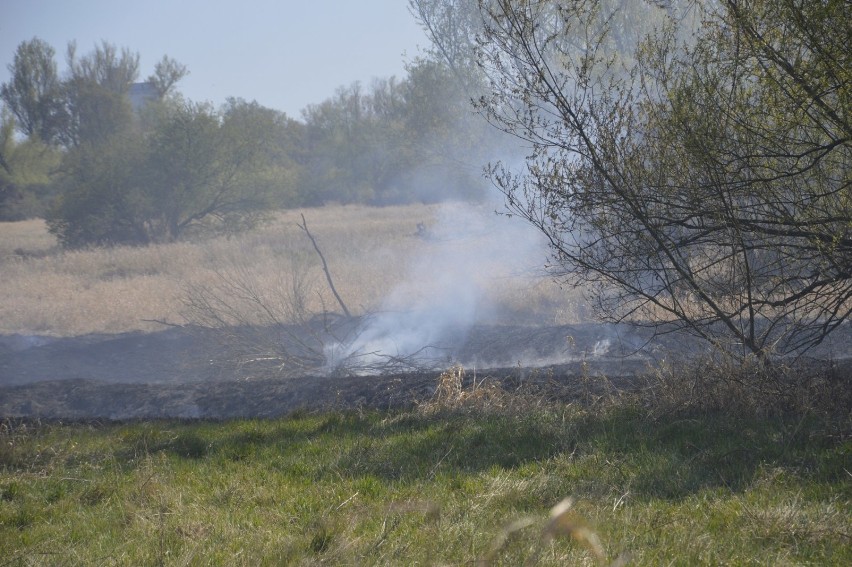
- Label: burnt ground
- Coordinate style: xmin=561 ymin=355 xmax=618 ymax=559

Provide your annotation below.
xmin=1 ymin=322 xmax=849 ymax=420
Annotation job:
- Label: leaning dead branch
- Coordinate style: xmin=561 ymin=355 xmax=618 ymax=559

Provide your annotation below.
xmin=298 ymin=213 xmax=351 ymax=319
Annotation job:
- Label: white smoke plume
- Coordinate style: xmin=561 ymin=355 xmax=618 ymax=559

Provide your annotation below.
xmin=325 ymin=200 xmax=549 ymax=372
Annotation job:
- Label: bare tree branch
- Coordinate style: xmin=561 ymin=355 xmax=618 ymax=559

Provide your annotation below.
xmin=298 ymin=213 xmax=352 ymax=319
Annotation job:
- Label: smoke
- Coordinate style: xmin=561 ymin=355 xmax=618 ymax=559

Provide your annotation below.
xmin=325 ymin=200 xmax=549 ymax=372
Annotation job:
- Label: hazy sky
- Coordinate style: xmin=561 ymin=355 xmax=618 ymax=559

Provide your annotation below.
xmin=0 ymin=0 xmax=430 ymax=119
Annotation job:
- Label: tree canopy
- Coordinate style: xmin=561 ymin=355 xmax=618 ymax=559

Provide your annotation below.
xmin=47 ymin=98 xmax=283 ymax=246
xmin=417 ymin=0 xmax=850 ymax=359
xmin=0 ymin=38 xmax=66 ymax=144
xmin=298 ymin=58 xmax=494 ymax=206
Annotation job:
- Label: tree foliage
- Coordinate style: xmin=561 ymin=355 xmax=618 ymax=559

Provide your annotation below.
xmin=147 ymin=55 xmax=189 ymax=99
xmin=62 ymin=41 xmax=141 ymax=147
xmin=0 ymin=107 xmax=62 ymax=220
xmin=444 ymin=0 xmax=850 ymax=359
xmin=299 ymin=57 xmax=494 ymax=205
xmin=144 ymin=98 xmax=282 ymax=240
xmin=0 ymin=109 xmax=15 ymax=210
xmin=0 ymin=38 xmax=67 ymax=144
xmin=47 ymin=98 xmax=281 ymax=246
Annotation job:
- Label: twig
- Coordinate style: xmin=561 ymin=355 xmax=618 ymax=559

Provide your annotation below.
xmin=141 ymin=318 xmax=185 ymax=328
xmin=336 ymin=491 xmax=360 ymax=510
xmin=298 ymin=214 xmax=352 ymax=319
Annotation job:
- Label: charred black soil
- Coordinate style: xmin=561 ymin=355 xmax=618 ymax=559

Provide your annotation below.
xmin=1 ymin=322 xmax=849 ymax=419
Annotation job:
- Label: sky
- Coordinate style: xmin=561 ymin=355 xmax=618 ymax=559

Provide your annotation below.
xmin=0 ymin=0 xmax=431 ymax=119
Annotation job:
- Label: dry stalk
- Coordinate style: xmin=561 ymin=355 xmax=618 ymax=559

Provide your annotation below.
xmin=297 ymin=213 xmax=351 ymax=319
xmin=421 ymin=365 xmax=519 ymax=413
xmin=479 ymin=496 xmax=620 ymax=566
xmin=640 ymin=352 xmax=852 ymax=422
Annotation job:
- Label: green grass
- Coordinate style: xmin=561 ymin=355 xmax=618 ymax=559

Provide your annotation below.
xmin=1 ymin=405 xmax=849 ymax=565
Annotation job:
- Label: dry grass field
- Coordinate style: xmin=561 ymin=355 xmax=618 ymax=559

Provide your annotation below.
xmin=0 ymin=203 xmax=584 ymax=338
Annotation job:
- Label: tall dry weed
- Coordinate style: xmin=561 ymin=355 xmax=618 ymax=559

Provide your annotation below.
xmin=418 ymin=364 xmax=562 ymax=415
xmin=640 ymin=353 xmax=852 ymax=424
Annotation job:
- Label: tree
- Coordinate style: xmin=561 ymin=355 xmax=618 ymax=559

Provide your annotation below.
xmin=0 ymin=108 xmax=15 ymax=210
xmin=431 ymin=0 xmax=850 ymax=360
xmin=408 ymin=0 xmax=482 ymax=78
xmin=141 ymin=98 xmax=279 ymax=241
xmin=0 ymin=38 xmax=67 ymax=144
xmin=47 ymin=98 xmax=281 ymax=246
xmin=301 ymin=83 xmax=377 ymax=204
xmin=63 ymin=41 xmax=140 ymax=146
xmin=46 ymin=131 xmax=150 ymax=246
xmin=0 ymin=105 xmax=62 ymax=220
xmin=147 ymin=55 xmax=189 ymax=99
xmin=222 ymin=98 xmax=304 ymax=209
xmin=400 ymin=56 xmax=496 ymax=202
xmin=298 ymin=62 xmax=494 ymax=206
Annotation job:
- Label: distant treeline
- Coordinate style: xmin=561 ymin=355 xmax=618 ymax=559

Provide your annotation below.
xmin=0 ymin=39 xmax=498 ymax=246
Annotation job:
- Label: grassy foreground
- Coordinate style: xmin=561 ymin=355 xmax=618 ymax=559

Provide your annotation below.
xmin=2 ymin=401 xmax=849 ymax=565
